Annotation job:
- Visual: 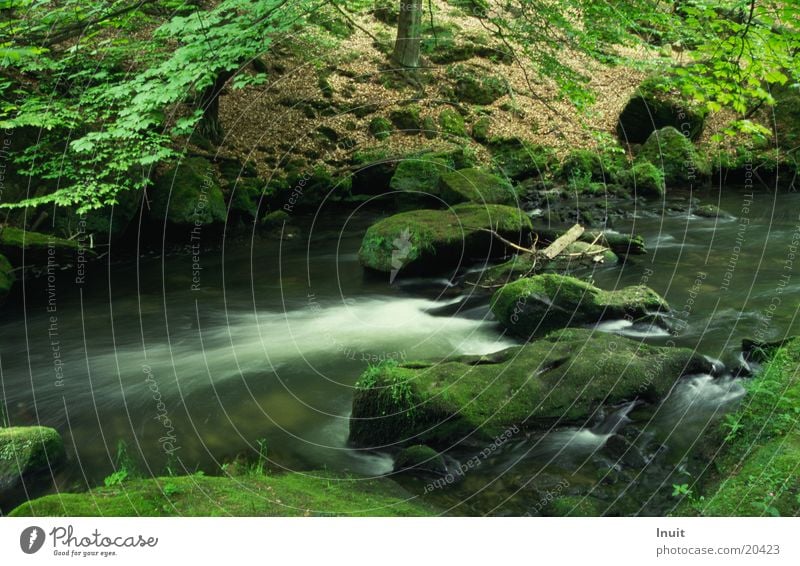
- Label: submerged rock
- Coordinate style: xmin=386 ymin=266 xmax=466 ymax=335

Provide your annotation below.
xmin=0 ymin=254 xmax=15 ymax=304
xmin=358 ymin=204 xmax=532 ymax=275
xmin=0 ymin=426 xmax=65 ymax=498
xmin=349 ymin=328 xmax=711 ymax=447
xmin=490 ymin=274 xmax=669 ymax=338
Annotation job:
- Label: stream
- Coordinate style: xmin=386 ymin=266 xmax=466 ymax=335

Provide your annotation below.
xmin=2 ymin=185 xmax=799 ymax=515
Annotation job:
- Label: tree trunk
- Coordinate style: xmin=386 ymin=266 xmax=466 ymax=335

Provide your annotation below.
xmin=196 ymin=72 xmax=231 ymax=144
xmin=392 ymin=0 xmax=423 ymax=68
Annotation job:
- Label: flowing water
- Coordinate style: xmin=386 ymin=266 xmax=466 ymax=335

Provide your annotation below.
xmin=1 ymin=186 xmax=798 ymax=515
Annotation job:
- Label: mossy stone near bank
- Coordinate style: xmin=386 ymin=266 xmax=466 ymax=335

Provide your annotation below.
xmin=357 ymin=204 xmax=532 ymax=275
xmin=0 ymin=226 xmax=82 ymax=264
xmin=150 ymin=157 xmax=227 ymax=226
xmin=616 ymin=161 xmax=666 ymax=198
xmin=0 ymin=254 xmax=15 ymax=304
xmin=1 ymin=426 xmax=65 ymax=497
xmin=349 ymin=328 xmax=711 ymax=448
xmin=637 ymin=127 xmax=706 ymax=187
xmin=490 ymin=274 xmax=669 ymax=338
xmin=10 ymin=471 xmax=435 ymax=517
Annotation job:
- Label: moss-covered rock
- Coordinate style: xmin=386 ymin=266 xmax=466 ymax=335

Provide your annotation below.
xmin=228 ymin=178 xmax=265 ymax=220
xmin=1 ymin=426 xmax=65 ymax=497
xmin=475 ymin=243 xmax=618 ymax=287
xmin=349 ymin=328 xmax=711 ymax=447
xmin=10 ymin=471 xmax=435 ymax=517
xmin=616 ymin=161 xmax=666 ymax=198
xmin=0 ymin=226 xmax=82 ymax=265
xmin=438 ymin=168 xmax=517 ymax=205
xmin=472 ymin=116 xmax=492 ymax=143
xmin=617 ymin=76 xmax=707 ymax=143
xmin=448 ymin=64 xmax=507 ymax=105
xmin=358 ymin=204 xmax=532 ymax=275
xmin=389 ymin=105 xmax=422 ymax=132
xmin=546 ymin=495 xmax=603 ymax=517
xmin=150 ymin=157 xmax=227 ymax=226
xmin=637 ymin=127 xmax=707 ymax=187
xmin=0 ymin=254 xmax=15 ymax=304
xmin=438 ymin=108 xmax=467 ymax=137
xmin=261 ymin=210 xmax=290 ymax=229
xmin=390 ymin=156 xmax=452 ymax=196
xmin=368 ymin=116 xmax=393 ymax=140
xmin=49 ymin=188 xmax=142 ymax=244
xmin=558 ymin=150 xmax=615 ymax=183
xmin=394 ymin=445 xmax=448 ymax=475
xmin=488 ymin=138 xmax=554 ymax=180
xmin=678 ymin=337 xmax=800 ymax=516
xmin=490 ymin=274 xmax=669 ymax=338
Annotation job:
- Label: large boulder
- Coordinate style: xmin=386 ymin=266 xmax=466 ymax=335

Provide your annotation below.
xmin=150 ymin=157 xmax=227 ymax=226
xmin=438 ymin=168 xmax=517 ymax=205
xmin=617 ymin=77 xmax=706 ymax=144
xmin=0 ymin=226 xmax=83 ymax=265
xmin=637 ymin=127 xmax=707 ymax=187
xmin=0 ymin=426 xmax=65 ymax=499
xmin=490 ymin=274 xmax=668 ymax=338
xmin=349 ymin=328 xmax=712 ymax=447
xmin=358 ymin=204 xmax=532 ymax=275
xmin=10 ymin=471 xmax=435 ymax=517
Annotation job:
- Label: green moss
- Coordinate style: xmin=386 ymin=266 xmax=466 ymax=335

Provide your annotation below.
xmin=637 ymin=126 xmax=708 ymax=187
xmin=10 ymin=471 xmax=435 ymax=517
xmin=0 ymin=226 xmax=83 ymax=265
xmin=421 ymin=116 xmax=438 ymax=139
xmin=1 ymin=426 xmax=64 ymax=493
xmin=448 ymin=64 xmax=507 ymax=105
xmin=616 ymin=161 xmax=666 ymax=198
xmin=389 ymin=105 xmax=422 ymax=132
xmin=349 ymin=328 xmax=710 ymax=447
xmin=617 ymin=75 xmax=707 ymax=143
xmin=394 ymin=445 xmax=447 ymax=474
xmin=682 ymin=339 xmax=800 ymax=516
xmin=357 ymin=203 xmax=532 ymax=274
xmin=50 ymin=188 xmax=142 ymax=243
xmin=558 ymin=150 xmax=608 ymax=182
xmin=0 ymin=254 xmax=15 ymax=303
xmin=472 ymin=116 xmax=492 ymax=143
xmin=390 ymin=157 xmax=452 ymax=195
xmin=490 ymin=274 xmax=669 ymax=337
xmin=488 ymin=137 xmax=555 ymax=180
xmin=438 ymin=108 xmax=467 ymax=137
xmin=229 ymin=178 xmax=264 ymax=219
xmin=261 ymin=210 xmax=290 ymax=229
xmin=151 ymin=157 xmax=226 ymax=225
xmin=438 ymin=168 xmax=516 ymax=205
xmin=368 ymin=116 xmax=393 ymax=140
